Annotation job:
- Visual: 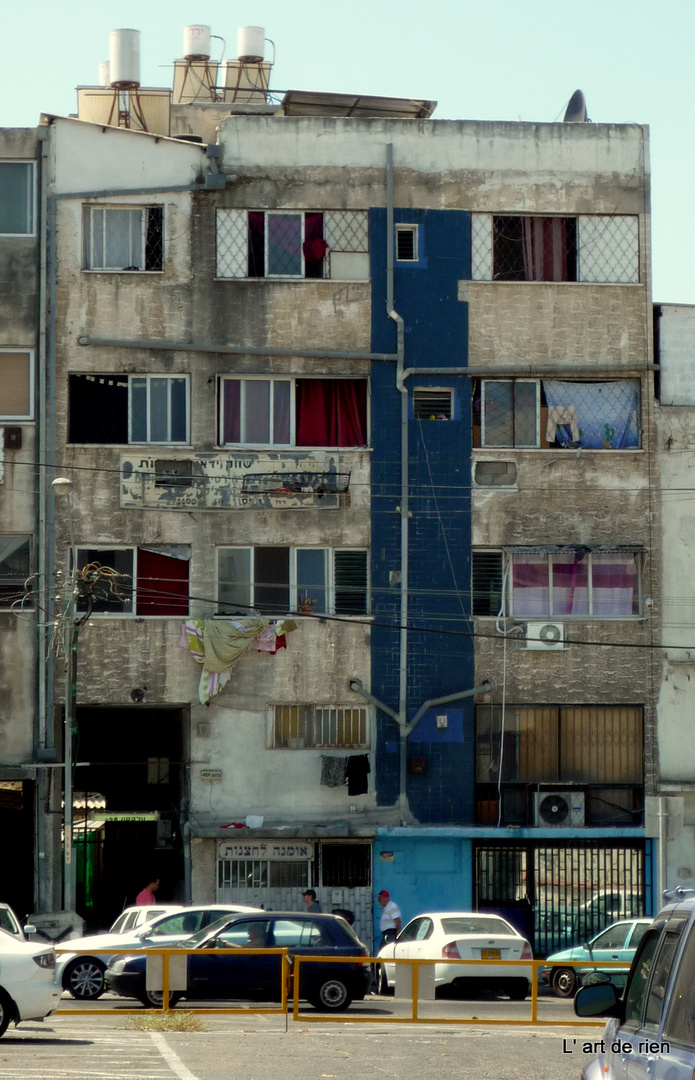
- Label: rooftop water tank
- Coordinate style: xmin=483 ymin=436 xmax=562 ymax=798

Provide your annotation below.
xmin=98 ymin=61 xmax=110 ymax=88
xmin=183 ymin=25 xmax=211 ymax=61
xmin=237 ymin=26 xmax=264 ymax=63
xmin=109 ymin=28 xmax=141 ymax=88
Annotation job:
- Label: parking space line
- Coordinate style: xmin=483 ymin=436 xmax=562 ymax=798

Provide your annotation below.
xmin=150 ymin=1032 xmax=201 ymax=1080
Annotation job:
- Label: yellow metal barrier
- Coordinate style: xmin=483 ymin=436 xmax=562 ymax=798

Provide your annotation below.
xmin=56 ymin=945 xmax=626 ymax=1027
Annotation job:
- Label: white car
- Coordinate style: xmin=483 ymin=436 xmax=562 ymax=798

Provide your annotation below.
xmin=58 ymin=903 xmax=261 ymax=1000
xmin=0 ymin=934 xmax=60 ymax=1038
xmin=377 ymin=912 xmax=533 ymax=1000
xmin=0 ymin=902 xmax=33 ymax=942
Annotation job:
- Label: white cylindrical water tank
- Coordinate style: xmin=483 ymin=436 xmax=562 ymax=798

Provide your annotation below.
xmin=98 ymin=61 xmax=110 ymax=87
xmin=110 ymin=28 xmax=141 ymax=88
xmin=183 ymin=24 xmax=211 ymax=60
xmin=237 ymin=26 xmax=264 ymax=62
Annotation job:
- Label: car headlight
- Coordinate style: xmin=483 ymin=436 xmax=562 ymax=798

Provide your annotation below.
xmin=108 ymin=958 xmax=127 ymax=973
xmin=33 ymin=952 xmax=56 ymax=969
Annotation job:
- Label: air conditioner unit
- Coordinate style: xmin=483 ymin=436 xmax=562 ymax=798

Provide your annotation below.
xmin=534 ymin=791 xmax=585 ymax=828
xmin=525 ymin=621 xmax=565 ymax=650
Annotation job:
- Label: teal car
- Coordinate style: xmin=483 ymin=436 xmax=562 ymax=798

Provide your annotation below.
xmin=540 ymin=918 xmax=651 ymax=997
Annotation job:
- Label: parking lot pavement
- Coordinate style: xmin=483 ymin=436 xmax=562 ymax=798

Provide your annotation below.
xmin=0 ymin=998 xmax=602 ymax=1080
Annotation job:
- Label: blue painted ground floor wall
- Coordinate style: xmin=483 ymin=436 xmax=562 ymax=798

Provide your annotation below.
xmin=371 ymin=831 xmax=654 ymax=950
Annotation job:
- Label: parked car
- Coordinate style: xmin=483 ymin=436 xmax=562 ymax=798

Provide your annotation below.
xmin=106 ymin=911 xmax=371 ymax=1011
xmin=0 ymin=902 xmax=34 ymax=942
xmin=58 ymin=904 xmax=260 ymax=1000
xmin=540 ymin=917 xmax=651 ymax=997
xmin=574 ymin=888 xmax=695 ymax=1079
xmin=376 ymin=912 xmax=533 ymax=1000
xmin=0 ymin=933 xmax=60 ymax=1038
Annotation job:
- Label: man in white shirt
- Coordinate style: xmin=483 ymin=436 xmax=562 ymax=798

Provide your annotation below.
xmin=377 ymin=889 xmax=402 ymax=948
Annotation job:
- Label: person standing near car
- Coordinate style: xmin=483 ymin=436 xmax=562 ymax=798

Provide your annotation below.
xmin=135 ymin=878 xmax=159 ymax=906
xmin=377 ymin=890 xmax=401 ymax=947
xmin=302 ymin=889 xmax=321 ymax=912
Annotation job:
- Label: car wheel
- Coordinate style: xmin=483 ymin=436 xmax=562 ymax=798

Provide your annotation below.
xmin=64 ymin=958 xmax=106 ymax=1001
xmin=0 ymin=989 xmax=12 ymax=1039
xmin=308 ymin=976 xmax=352 ymax=1012
xmin=139 ymin=988 xmax=182 ymax=1009
xmin=507 ymin=979 xmax=529 ymax=1001
xmin=551 ymin=967 xmax=577 ymax=998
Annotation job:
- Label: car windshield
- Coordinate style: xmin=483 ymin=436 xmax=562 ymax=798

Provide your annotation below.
xmin=174 ymin=914 xmax=236 ymax=948
xmin=440 ymin=917 xmax=513 ymax=936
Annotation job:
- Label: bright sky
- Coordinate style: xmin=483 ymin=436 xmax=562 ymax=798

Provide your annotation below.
xmin=3 ymin=0 xmax=693 ymax=304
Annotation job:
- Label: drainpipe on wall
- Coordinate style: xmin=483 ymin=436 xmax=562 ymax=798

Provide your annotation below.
xmin=386 ymin=142 xmax=410 ymax=819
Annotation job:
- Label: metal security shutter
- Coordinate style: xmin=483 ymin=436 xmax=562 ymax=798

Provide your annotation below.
xmin=334 ymin=550 xmax=368 ymax=615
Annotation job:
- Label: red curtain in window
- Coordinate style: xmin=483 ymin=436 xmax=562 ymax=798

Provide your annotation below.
xmin=221 ymin=379 xmax=240 ymax=443
xmin=136 ymin=550 xmax=189 ymax=616
xmin=295 ymin=379 xmax=367 ymax=446
xmin=522 ymin=218 xmax=568 ymax=281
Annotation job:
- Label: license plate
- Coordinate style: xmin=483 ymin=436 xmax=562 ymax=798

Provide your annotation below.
xmin=481 ymin=949 xmax=501 ymax=959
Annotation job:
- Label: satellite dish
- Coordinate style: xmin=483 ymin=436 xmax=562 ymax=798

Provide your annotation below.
xmin=563 ymin=89 xmax=588 ymax=123
xmin=539 ymin=794 xmax=570 ymax=825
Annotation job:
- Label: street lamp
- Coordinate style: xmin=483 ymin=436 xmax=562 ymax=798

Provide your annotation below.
xmin=51 ymin=476 xmax=77 ymax=912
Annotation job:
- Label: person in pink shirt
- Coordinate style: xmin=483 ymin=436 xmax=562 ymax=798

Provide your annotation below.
xmin=135 ymin=878 xmax=160 ymax=905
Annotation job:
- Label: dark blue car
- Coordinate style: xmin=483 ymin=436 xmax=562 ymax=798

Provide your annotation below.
xmin=105 ymin=911 xmax=371 ymax=1012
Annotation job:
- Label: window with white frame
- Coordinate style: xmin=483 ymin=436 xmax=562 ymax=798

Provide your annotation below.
xmin=270 ymin=704 xmax=368 ymax=749
xmin=473 ymin=378 xmax=640 ymax=450
xmin=74 ymin=546 xmax=190 ymax=616
xmin=396 ymin=224 xmax=418 ymax=262
xmin=217 ymin=546 xmax=368 ymax=616
xmin=0 ymin=163 xmax=34 ymax=235
xmin=83 ymin=206 xmax=164 ymax=271
xmin=471 ymin=213 xmax=639 ymax=284
xmin=218 ymin=375 xmax=367 ymax=447
xmin=0 ymin=537 xmax=31 ymax=607
xmin=471 ymin=546 xmax=643 ymax=618
xmin=68 ymin=373 xmax=189 ymax=444
xmin=0 ymin=351 xmax=33 ymax=420
xmin=216 ymin=209 xmax=369 ymax=280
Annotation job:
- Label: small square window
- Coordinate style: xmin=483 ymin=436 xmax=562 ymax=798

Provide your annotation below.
xmin=413 ymin=388 xmax=452 ymax=420
xmin=0 ymin=352 xmax=33 ymax=420
xmin=396 ymin=225 xmax=418 ymax=262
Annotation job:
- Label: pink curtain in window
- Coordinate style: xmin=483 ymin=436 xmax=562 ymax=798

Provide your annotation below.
xmin=221 ymin=380 xmax=240 ymax=443
xmin=296 ymin=379 xmax=367 ymax=446
xmin=522 ymin=218 xmax=568 ymax=281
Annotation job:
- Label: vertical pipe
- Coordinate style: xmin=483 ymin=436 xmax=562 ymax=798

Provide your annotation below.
xmin=386 ymin=143 xmax=410 ymax=817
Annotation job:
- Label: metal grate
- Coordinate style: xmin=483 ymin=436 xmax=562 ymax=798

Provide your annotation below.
xmin=577 ymin=216 xmax=639 ymax=283
xmin=323 ymin=210 xmax=369 ymax=252
xmin=471 ymin=550 xmax=503 ymax=616
xmin=334 ymin=550 xmax=368 ymax=615
xmin=216 ymin=208 xmax=247 ymax=278
xmin=272 ymin=704 xmax=368 ymax=748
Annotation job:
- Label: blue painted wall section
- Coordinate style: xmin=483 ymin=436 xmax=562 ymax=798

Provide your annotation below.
xmin=369 ymin=208 xmax=474 ymax=822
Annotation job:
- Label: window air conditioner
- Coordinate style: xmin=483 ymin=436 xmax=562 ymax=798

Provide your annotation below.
xmin=534 ymin=791 xmax=585 ymax=828
xmin=525 ymin=621 xmax=566 ymax=650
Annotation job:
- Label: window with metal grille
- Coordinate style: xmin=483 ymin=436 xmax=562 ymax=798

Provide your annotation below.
xmin=396 ymin=224 xmax=418 ymax=262
xmin=320 ymin=842 xmax=371 ymax=887
xmin=471 ymin=550 xmax=503 ymax=616
xmin=217 ymin=547 xmax=368 ymax=616
xmin=0 ymin=163 xmax=34 ymax=235
xmin=218 ymin=859 xmax=309 ymax=890
xmin=83 ymin=206 xmax=164 ymax=271
xmin=0 ymin=537 xmax=31 ymax=607
xmin=471 ymin=213 xmax=639 ymax=284
xmin=68 ymin=374 xmax=189 ymax=445
xmin=271 ymin=705 xmax=368 ymax=749
xmin=413 ymin=388 xmax=453 ymax=420
xmin=473 ymin=379 xmax=640 ymax=450
xmin=216 ymin=209 xmax=369 ymax=280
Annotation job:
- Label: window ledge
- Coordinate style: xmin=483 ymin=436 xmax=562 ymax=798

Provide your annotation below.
xmin=474 ymin=614 xmax=646 ymax=622
xmin=213 ymin=276 xmax=371 ymax=284
xmin=472 ymin=446 xmax=645 ymax=454
xmin=470 ymin=279 xmax=643 ymax=287
xmin=215 ymin=444 xmax=371 ymax=453
xmin=82 ymin=269 xmax=165 ymax=276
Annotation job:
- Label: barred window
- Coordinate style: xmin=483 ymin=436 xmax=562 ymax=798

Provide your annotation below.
xmin=271 ymin=705 xmax=368 ymax=749
xmin=473 ymin=379 xmax=640 ymax=450
xmin=218 ymin=859 xmax=309 ymax=890
xmin=216 ymin=209 xmax=369 ymax=280
xmin=83 ymin=206 xmax=164 ymax=271
xmin=396 ymin=224 xmax=418 ymax=262
xmin=471 ymin=213 xmax=639 ymax=284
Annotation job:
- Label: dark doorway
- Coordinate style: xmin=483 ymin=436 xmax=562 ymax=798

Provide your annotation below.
xmin=72 ymin=707 xmax=187 ymax=930
xmin=0 ymin=780 xmax=34 ymax=920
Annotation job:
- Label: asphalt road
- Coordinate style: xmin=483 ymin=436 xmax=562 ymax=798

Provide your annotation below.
xmin=0 ymin=993 xmax=603 ymax=1080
